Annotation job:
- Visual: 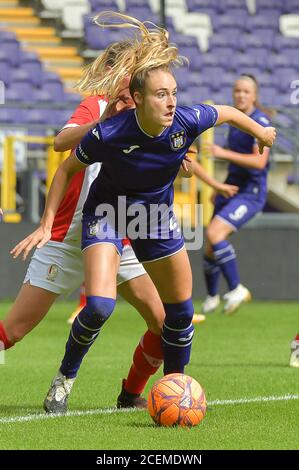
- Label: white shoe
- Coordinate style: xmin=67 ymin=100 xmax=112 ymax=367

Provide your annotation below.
xmin=290 ymin=339 xmax=299 ymax=368
xmin=201 ymin=295 xmax=220 ymax=314
xmin=223 ymin=284 xmax=251 ymax=315
xmin=43 ymin=370 xmax=76 ymax=414
xmin=192 ymin=313 xmax=206 ymax=324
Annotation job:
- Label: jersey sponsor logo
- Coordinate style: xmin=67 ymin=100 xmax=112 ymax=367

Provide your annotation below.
xmin=259 ymin=117 xmax=270 ymax=125
xmin=229 ymin=204 xmax=248 ymax=221
xmin=122 ymin=145 xmax=140 ymax=154
xmin=46 ymin=264 xmax=59 ymax=282
xmin=92 ymin=127 xmax=100 ymax=140
xmin=169 ymin=130 xmax=186 ymax=151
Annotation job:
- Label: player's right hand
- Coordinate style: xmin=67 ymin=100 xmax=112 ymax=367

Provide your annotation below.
xmin=258 ymin=126 xmax=276 ymax=153
xmin=10 ymin=226 xmax=52 ymax=261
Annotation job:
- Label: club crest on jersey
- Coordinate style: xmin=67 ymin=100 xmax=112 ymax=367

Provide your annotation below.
xmin=46 ymin=264 xmax=59 ymax=282
xmin=88 ymin=220 xmax=99 ymax=237
xmin=170 ymin=131 xmax=186 ymax=151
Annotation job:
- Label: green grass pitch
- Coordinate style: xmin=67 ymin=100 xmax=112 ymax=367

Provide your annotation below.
xmin=0 ymin=300 xmax=298 ymax=450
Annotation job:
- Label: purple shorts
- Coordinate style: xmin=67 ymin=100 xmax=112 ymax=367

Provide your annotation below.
xmin=213 ymin=193 xmax=265 ymax=230
xmin=81 ymin=214 xmax=185 ymax=263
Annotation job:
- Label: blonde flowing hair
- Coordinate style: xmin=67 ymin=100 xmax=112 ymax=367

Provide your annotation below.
xmin=76 ymin=11 xmax=187 ymax=99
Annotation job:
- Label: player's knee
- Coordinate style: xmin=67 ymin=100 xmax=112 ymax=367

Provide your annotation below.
xmin=206 ymin=225 xmax=220 ymax=245
xmin=4 ymin=324 xmax=22 ymax=345
xmin=85 ymin=295 xmax=116 ymax=324
xmin=163 ymin=298 xmax=194 ymax=329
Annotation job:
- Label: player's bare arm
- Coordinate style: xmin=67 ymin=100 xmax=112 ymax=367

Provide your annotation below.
xmin=204 ymin=142 xmax=270 ymax=170
xmin=192 ymin=161 xmax=239 ymax=198
xmin=11 ymin=153 xmax=86 ymax=260
xmin=213 ymin=105 xmax=276 ymax=153
xmin=210 ymin=143 xmax=270 ymax=170
xmin=54 ymin=121 xmax=98 ymax=152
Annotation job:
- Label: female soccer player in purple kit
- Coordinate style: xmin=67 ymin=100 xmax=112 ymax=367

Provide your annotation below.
xmin=11 ymin=14 xmax=276 ymax=412
xmin=201 ymin=74 xmax=274 ymax=315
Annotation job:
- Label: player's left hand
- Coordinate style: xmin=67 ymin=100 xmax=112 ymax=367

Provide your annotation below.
xmin=10 ymin=226 xmax=52 ymax=261
xmin=217 ymin=183 xmax=239 ymax=198
xmin=180 ymin=155 xmax=194 ymax=177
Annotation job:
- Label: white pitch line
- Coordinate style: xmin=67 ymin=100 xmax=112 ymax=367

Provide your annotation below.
xmin=0 ymin=394 xmax=298 ymax=425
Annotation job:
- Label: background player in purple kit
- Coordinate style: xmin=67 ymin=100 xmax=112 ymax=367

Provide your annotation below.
xmin=201 ymin=74 xmax=273 ymax=315
xmin=11 ymin=14 xmax=276 ymax=413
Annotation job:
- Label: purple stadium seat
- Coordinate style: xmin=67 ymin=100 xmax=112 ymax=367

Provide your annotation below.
xmin=25 ymin=109 xmax=50 ymax=125
xmin=200 ymin=65 xmax=223 ymax=90
xmin=275 ymin=93 xmax=294 ymax=107
xmin=0 ymin=37 xmax=20 ymax=66
xmin=283 ymin=0 xmax=299 ymax=14
xmin=245 ymin=13 xmax=280 ymax=33
xmin=186 ymin=0 xmax=218 ymax=17
xmin=178 ymin=91 xmax=194 ymax=106
xmin=212 ymin=13 xmax=247 ymax=32
xmin=31 ymin=88 xmax=53 ymax=103
xmin=63 ymin=91 xmax=82 ymax=104
xmin=11 ymin=67 xmax=33 ymax=83
xmin=246 ymin=47 xmax=269 ymax=69
xmin=259 ymin=86 xmax=276 ymax=105
xmin=200 ymin=53 xmax=219 ymax=67
xmin=174 ymin=67 xmax=192 ymax=90
xmin=241 ymin=30 xmax=275 ymax=50
xmin=8 ymin=82 xmax=34 ymax=102
xmin=209 ymin=31 xmax=240 ymax=49
xmin=173 ymin=33 xmax=199 ymax=47
xmin=85 ymin=23 xmax=131 ymax=49
xmin=0 ymin=58 xmax=12 ymax=86
xmin=188 ymin=85 xmax=211 ymax=102
xmin=89 ymin=0 xmax=119 ymax=12
xmin=216 ymin=0 xmax=248 ymax=14
xmin=273 ymin=35 xmax=299 ymax=52
xmin=235 ymin=66 xmax=262 ymax=80
xmin=255 ymin=72 xmax=278 ymax=88
xmin=276 ymin=67 xmax=298 ymax=92
xmin=125 ymin=6 xmax=155 ymax=22
xmin=233 ymin=49 xmax=267 ymax=72
xmin=267 ymin=52 xmax=297 ymax=72
xmin=220 ymin=71 xmax=238 ymax=88
xmin=0 ymin=107 xmax=23 ymax=124
xmin=20 ymin=51 xmax=43 ymax=88
xmin=40 ymin=71 xmax=64 ymax=101
xmin=211 ymin=47 xmax=238 ymax=70
xmin=0 ymin=30 xmax=16 ymax=40
xmin=275 ymin=134 xmax=296 ymax=154
xmin=188 ymin=53 xmax=203 ymax=72
xmin=256 ymin=0 xmax=284 ymax=11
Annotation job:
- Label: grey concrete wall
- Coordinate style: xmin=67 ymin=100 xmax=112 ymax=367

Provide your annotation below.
xmin=0 ymin=221 xmax=299 ymax=300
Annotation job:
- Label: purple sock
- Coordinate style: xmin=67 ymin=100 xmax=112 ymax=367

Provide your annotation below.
xmin=212 ymin=240 xmax=240 ymax=291
xmin=203 ymin=256 xmax=221 ymax=296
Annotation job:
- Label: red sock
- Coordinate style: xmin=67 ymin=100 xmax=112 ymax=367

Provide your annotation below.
xmin=79 ymin=284 xmax=86 ymax=307
xmin=124 ymin=330 xmax=163 ymax=395
xmin=0 ymin=321 xmax=13 ymax=350
xmin=295 ymin=333 xmax=299 ymax=341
